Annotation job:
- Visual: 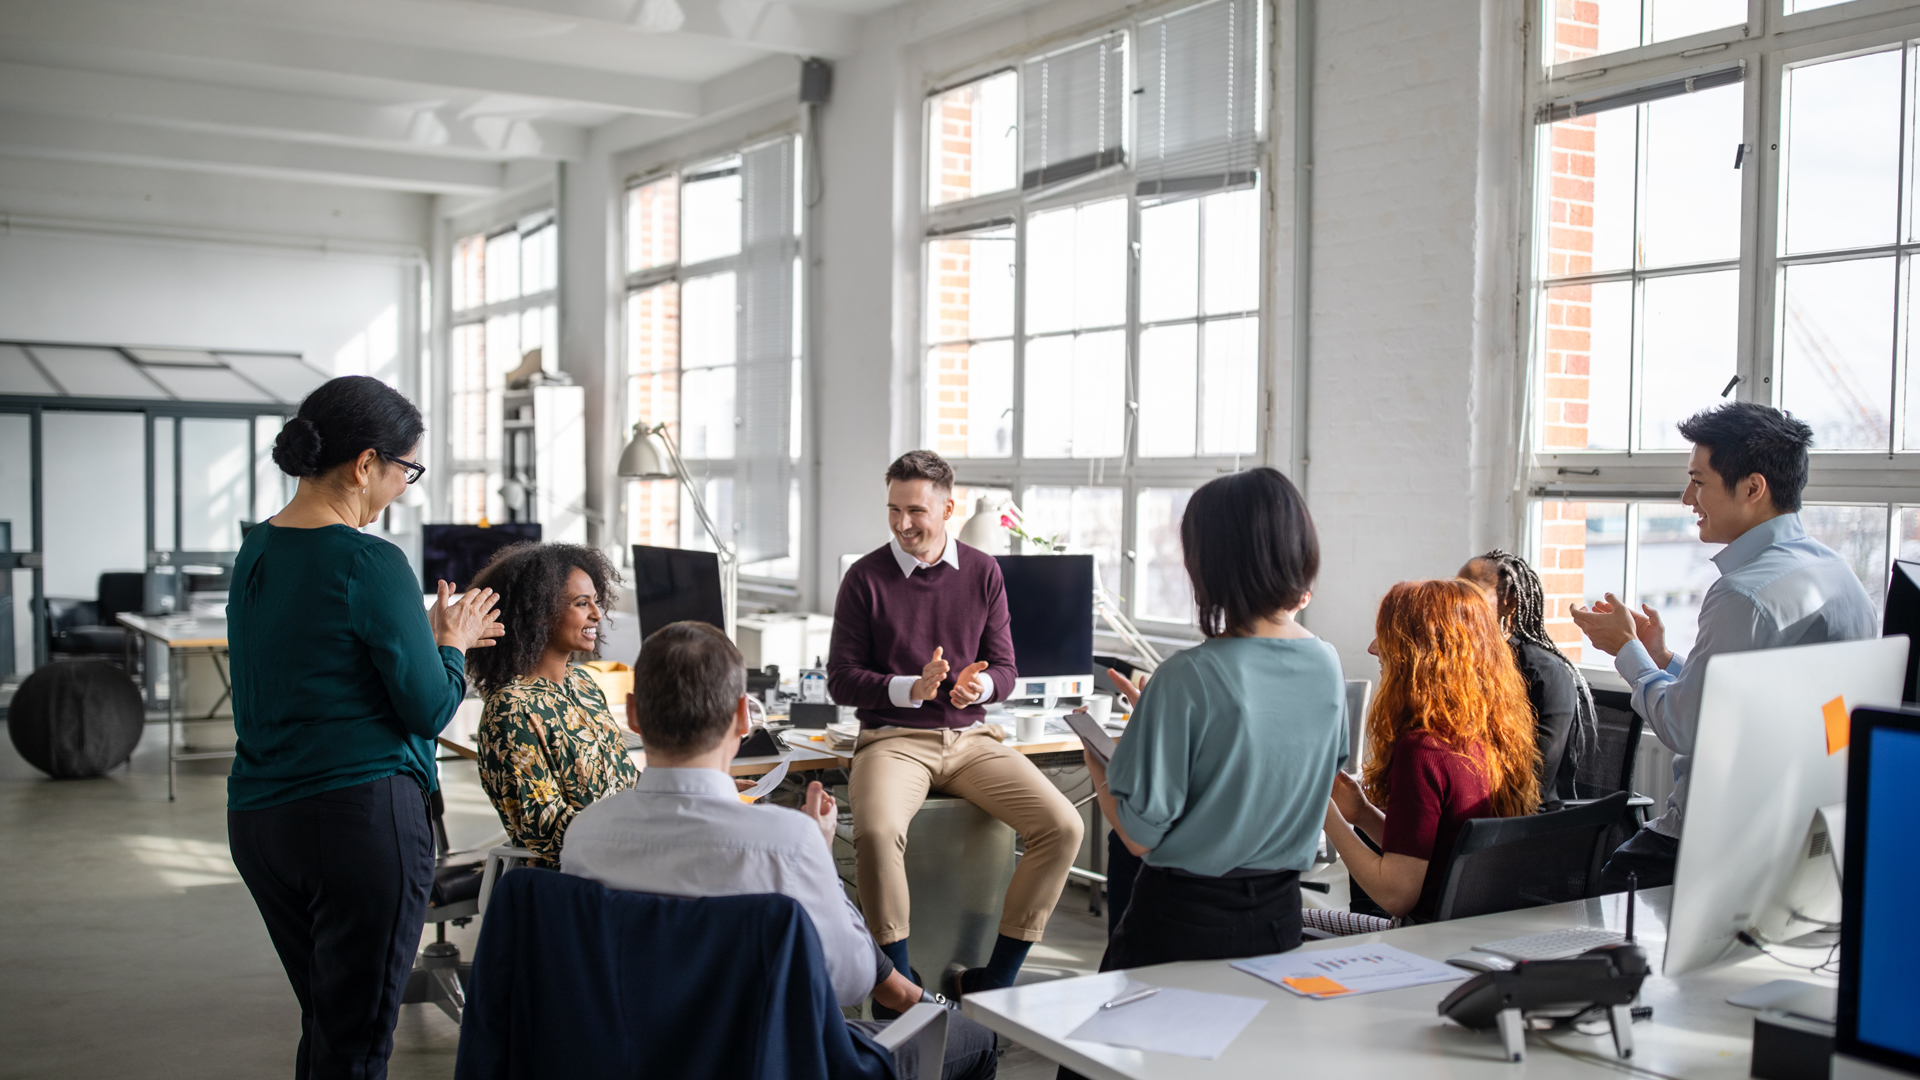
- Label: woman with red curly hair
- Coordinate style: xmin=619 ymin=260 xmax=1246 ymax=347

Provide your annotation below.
xmin=1323 ymin=579 xmax=1540 ymax=921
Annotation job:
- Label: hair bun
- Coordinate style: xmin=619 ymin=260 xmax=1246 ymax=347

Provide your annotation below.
xmin=272 ymin=417 xmax=325 ymax=477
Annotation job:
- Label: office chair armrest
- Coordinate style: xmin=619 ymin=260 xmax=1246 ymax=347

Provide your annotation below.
xmin=478 ymin=846 xmax=537 ymax=914
xmin=869 ymin=1002 xmax=949 ymax=1075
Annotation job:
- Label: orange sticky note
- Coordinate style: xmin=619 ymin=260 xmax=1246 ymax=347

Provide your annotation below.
xmin=1281 ymin=975 xmax=1352 ymax=997
xmin=1822 ymin=695 xmax=1850 ymax=756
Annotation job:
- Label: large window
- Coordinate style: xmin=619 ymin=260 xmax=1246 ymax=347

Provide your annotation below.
xmin=923 ymin=0 xmax=1264 ymax=630
xmin=623 ymin=136 xmax=802 ymax=580
xmin=448 ymin=213 xmax=557 ymax=525
xmin=1524 ymin=0 xmax=1920 ymax=661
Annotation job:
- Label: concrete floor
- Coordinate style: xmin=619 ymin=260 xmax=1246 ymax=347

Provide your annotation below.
xmin=0 ymin=720 xmax=1109 ymax=1080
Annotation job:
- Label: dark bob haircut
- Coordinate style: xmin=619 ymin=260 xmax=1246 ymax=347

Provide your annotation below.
xmin=272 ymin=375 xmax=424 ymax=479
xmin=1181 ymin=467 xmax=1319 ymax=638
xmin=885 ymin=449 xmax=955 ymax=492
xmin=632 ymin=621 xmax=746 ymax=756
xmin=1676 ymin=401 xmax=1813 ymax=513
xmin=464 ymin=542 xmax=620 ymax=695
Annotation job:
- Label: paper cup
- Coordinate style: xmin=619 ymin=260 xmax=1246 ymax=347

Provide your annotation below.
xmin=1016 ymin=713 xmax=1048 ymax=743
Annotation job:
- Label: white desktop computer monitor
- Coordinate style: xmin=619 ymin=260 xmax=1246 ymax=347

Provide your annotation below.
xmin=1662 ymin=635 xmax=1909 ymax=976
xmin=1834 ymin=704 xmax=1920 ymax=1079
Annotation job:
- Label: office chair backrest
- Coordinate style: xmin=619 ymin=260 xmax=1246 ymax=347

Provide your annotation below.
xmin=457 ymin=871 xmax=894 ymax=1080
xmin=1433 ymin=791 xmax=1631 ymax=922
xmin=96 ymin=572 xmax=146 ymax=626
xmin=1580 ymin=690 xmax=1643 ymax=799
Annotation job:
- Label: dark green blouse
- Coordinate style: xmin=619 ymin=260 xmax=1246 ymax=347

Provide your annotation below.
xmin=226 ymin=523 xmax=466 ymax=811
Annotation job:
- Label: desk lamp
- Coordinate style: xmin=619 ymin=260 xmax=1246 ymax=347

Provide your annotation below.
xmin=617 ymin=421 xmax=736 ymax=636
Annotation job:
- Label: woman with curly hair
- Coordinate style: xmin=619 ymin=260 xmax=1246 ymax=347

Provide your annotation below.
xmin=1323 ymin=579 xmax=1540 ymax=921
xmin=1458 ymin=549 xmax=1598 ymax=801
xmin=469 ymin=542 xmax=639 ymax=868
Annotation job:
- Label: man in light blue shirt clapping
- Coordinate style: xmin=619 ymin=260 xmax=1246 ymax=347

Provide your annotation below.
xmin=1571 ymin=402 xmax=1878 ymax=890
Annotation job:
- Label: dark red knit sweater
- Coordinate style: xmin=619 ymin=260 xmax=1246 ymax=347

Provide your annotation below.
xmin=826 ymin=541 xmax=1018 ymax=730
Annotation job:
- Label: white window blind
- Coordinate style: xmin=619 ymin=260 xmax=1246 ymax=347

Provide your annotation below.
xmin=733 ymin=137 xmax=797 ymax=564
xmin=1136 ymin=0 xmax=1262 ymax=197
xmin=1022 ymin=34 xmax=1128 ymax=191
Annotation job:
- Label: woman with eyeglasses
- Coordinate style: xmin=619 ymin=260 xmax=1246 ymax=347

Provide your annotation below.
xmin=226 ymin=375 xmax=502 ymax=1080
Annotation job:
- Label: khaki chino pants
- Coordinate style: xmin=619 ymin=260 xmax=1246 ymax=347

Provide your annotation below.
xmin=851 ymin=724 xmax=1084 ymax=945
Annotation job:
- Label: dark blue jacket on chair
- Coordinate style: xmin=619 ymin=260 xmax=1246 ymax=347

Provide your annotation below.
xmin=455 ymin=869 xmax=896 ymax=1080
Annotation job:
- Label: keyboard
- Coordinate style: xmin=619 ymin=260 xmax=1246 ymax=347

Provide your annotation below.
xmin=1472 ymin=927 xmax=1625 ymax=962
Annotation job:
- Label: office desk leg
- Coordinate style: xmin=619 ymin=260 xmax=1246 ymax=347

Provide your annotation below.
xmin=167 ymin=649 xmax=179 ymax=802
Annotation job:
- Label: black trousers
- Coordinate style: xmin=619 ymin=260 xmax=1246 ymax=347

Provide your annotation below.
xmin=1103 ymin=831 xmax=1142 ymax=943
xmin=1595 ymin=826 xmax=1679 ymax=892
xmin=229 ymin=774 xmax=434 ymax=1080
xmin=1061 ymin=865 xmax=1302 ymax=1080
xmin=848 ymin=1013 xmax=999 ymax=1080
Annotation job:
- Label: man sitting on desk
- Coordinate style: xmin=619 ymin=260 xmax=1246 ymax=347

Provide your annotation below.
xmin=563 ymin=622 xmax=998 ymax=1080
xmin=1570 ymin=402 xmax=1876 ymax=890
xmin=828 ymin=450 xmax=1083 ymax=998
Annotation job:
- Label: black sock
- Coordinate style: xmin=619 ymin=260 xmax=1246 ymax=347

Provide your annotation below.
xmin=880 ymin=938 xmax=910 ymax=980
xmin=971 ymin=934 xmax=1032 ymax=991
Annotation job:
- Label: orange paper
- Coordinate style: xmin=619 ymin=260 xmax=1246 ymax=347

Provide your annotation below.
xmin=1281 ymin=975 xmax=1352 ymax=997
xmin=1823 ymin=695 xmax=1850 ymax=756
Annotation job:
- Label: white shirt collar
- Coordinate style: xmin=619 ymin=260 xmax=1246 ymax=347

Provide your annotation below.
xmin=888 ymin=535 xmax=961 ymax=578
xmin=633 ymin=766 xmax=739 ymax=798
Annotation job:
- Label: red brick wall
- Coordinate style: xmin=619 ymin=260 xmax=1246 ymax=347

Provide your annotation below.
xmin=1538 ymin=1 xmax=1601 ymax=658
xmin=930 ymin=90 xmax=981 ymax=457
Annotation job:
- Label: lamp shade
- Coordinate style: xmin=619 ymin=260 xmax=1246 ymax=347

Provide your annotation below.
xmin=616 ymin=424 xmax=673 ymax=480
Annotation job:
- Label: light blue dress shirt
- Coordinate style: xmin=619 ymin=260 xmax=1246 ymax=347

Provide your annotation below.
xmin=1613 ymin=513 xmax=1878 ymax=837
xmin=1106 ymin=636 xmax=1348 ymax=877
xmin=561 ymin=767 xmax=881 ymax=1007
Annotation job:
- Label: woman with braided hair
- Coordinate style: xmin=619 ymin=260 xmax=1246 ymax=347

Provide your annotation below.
xmin=1459 ymin=549 xmax=1597 ymax=802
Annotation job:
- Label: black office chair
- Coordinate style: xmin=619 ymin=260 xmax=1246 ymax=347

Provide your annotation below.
xmin=403 ymin=788 xmax=486 ymax=1023
xmin=48 ymin=572 xmax=145 ymax=661
xmin=1569 ymin=689 xmax=1656 ymax=865
xmin=1431 ymin=791 xmax=1631 ymax=922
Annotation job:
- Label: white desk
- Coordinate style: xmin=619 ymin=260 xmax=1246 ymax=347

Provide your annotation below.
xmin=962 ymin=887 xmax=1820 ymax=1079
xmin=117 ymin=613 xmax=231 ymax=801
xmin=433 ymin=729 xmax=844 ymax=780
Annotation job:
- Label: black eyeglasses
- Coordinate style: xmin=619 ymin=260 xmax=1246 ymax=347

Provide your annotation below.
xmin=383 ymin=453 xmax=426 ymax=485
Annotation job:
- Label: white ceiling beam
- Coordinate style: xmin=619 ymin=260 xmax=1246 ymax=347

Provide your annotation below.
xmin=0 ymin=62 xmax=586 ymax=161
xmin=0 ymin=109 xmax=505 ymax=195
xmin=435 ymin=0 xmax=858 ymax=59
xmin=0 ymin=0 xmax=702 ymax=117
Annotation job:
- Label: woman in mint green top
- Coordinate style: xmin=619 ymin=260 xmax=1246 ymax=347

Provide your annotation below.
xmin=1082 ymin=467 xmax=1346 ymax=982
xmin=225 ymin=376 xmax=501 ymax=1080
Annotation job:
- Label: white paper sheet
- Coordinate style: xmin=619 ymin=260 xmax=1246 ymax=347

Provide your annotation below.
xmin=1065 ymin=981 xmax=1266 ymax=1060
xmin=739 ymin=757 xmax=789 ymax=802
xmin=1231 ymin=943 xmax=1465 ymax=998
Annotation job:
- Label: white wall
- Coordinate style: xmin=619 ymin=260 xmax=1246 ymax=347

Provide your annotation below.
xmin=1302 ymin=0 xmax=1526 ymax=675
xmin=0 ymin=159 xmax=429 ymax=383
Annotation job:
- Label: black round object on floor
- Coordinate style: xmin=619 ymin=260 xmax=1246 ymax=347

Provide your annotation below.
xmin=8 ymin=661 xmax=145 ymax=778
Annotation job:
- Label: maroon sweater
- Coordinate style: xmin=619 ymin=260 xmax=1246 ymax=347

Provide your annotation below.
xmin=827 ymin=541 xmax=1018 ymax=730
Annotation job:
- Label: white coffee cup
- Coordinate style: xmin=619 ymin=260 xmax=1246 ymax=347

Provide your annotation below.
xmin=1086 ymin=695 xmax=1113 ymax=726
xmin=1016 ymin=713 xmax=1047 ymax=743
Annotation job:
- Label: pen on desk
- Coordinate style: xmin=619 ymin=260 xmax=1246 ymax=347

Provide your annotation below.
xmin=1099 ymin=987 xmax=1159 ymax=1010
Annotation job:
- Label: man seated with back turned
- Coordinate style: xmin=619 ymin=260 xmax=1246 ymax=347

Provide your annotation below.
xmin=563 ymin=621 xmax=998 ymax=1080
xmin=1571 ymin=401 xmax=1876 ymax=890
xmin=829 ymin=450 xmax=1083 ymax=998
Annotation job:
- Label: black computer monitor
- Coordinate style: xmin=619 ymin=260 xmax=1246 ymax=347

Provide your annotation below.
xmin=421 ymin=523 xmax=541 ymax=592
xmin=1836 ymin=705 xmax=1920 ymax=1079
xmin=631 ymin=545 xmax=725 ymax=640
xmin=1885 ymin=560 xmax=1920 ymax=703
xmin=995 ymin=554 xmax=1095 ymax=701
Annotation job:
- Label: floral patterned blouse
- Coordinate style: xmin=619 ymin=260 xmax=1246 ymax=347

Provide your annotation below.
xmin=476 ymin=665 xmax=640 ymax=868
